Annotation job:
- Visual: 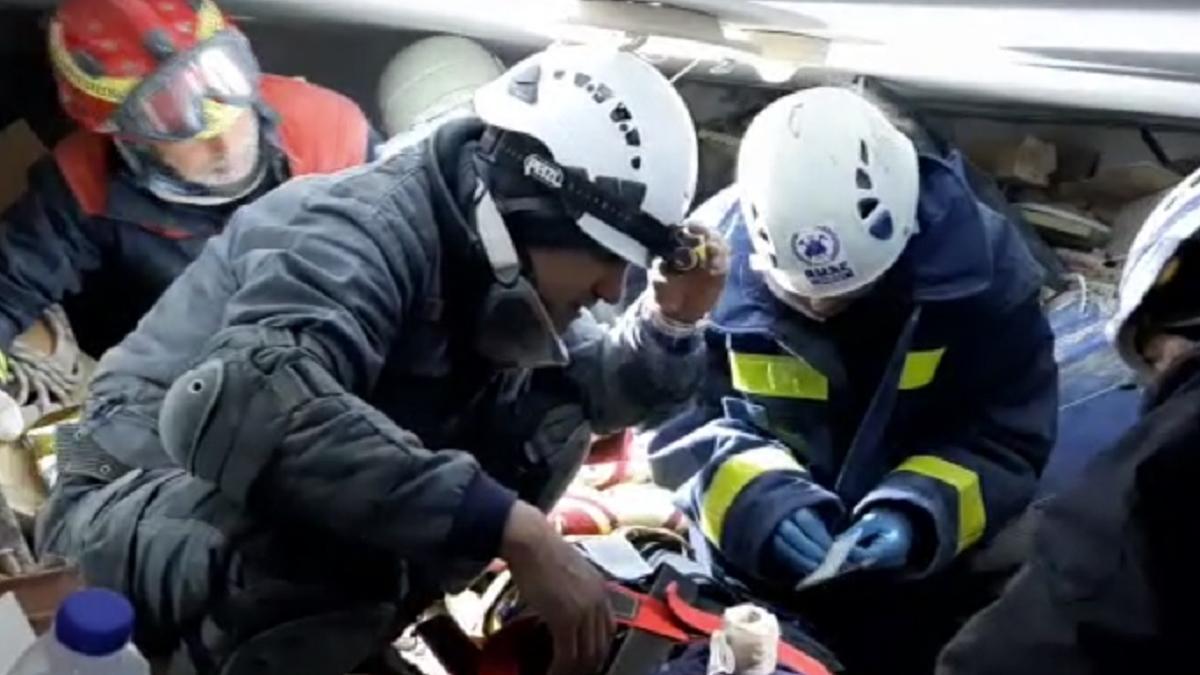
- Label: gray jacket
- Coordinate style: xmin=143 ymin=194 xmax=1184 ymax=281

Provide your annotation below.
xmin=79 ymin=119 xmax=705 ymax=570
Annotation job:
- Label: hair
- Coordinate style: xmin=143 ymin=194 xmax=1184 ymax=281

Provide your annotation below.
xmin=851 ymin=79 xmax=939 ymax=153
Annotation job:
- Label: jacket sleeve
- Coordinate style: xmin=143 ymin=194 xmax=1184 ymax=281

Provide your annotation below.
xmin=856 ymin=293 xmax=1058 ymax=576
xmin=0 ymin=162 xmax=104 ymax=348
xmin=157 ymin=176 xmax=515 ymax=567
xmin=559 ymin=292 xmax=707 ymax=434
xmin=653 ymin=332 xmax=844 ymax=582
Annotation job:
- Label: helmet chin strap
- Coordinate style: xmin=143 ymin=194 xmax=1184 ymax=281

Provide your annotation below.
xmin=470 ymin=178 xmax=568 ymax=369
xmin=472 ymin=178 xmax=523 ymax=286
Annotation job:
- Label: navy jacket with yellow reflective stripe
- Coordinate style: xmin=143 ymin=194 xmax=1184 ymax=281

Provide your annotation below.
xmin=651 ymin=150 xmax=1058 ymax=583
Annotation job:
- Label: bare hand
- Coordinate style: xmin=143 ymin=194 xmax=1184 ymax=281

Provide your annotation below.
xmin=501 ymin=502 xmax=614 ymax=675
xmin=652 ymin=222 xmax=729 ymax=325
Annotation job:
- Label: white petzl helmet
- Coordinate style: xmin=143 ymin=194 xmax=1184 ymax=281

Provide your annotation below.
xmin=1107 ymin=168 xmax=1200 ymax=374
xmin=378 ymin=35 xmax=505 ymax=137
xmin=738 ymin=87 xmax=920 ymax=299
xmin=474 ymin=45 xmax=698 ymax=267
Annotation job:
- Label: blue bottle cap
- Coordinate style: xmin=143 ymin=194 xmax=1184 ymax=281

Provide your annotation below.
xmin=54 ymin=589 xmax=135 ymax=657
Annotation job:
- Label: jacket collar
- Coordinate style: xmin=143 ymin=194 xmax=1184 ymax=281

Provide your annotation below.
xmin=893 ymin=150 xmax=994 ymax=302
xmin=426 ymin=117 xmax=490 ymax=270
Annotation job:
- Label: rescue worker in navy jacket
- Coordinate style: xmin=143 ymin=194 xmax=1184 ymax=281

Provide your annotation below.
xmin=0 ymin=0 xmax=374 ymax=372
xmin=936 ymin=167 xmax=1200 ymax=675
xmin=649 ymin=87 xmax=1057 ymax=673
xmin=36 ymin=46 xmax=728 ymax=675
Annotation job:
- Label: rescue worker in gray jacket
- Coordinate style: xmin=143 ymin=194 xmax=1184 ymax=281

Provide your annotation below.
xmin=36 ymin=46 xmax=727 ymax=675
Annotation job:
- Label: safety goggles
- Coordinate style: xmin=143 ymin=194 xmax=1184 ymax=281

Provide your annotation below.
xmin=113 ymin=30 xmax=260 ymax=142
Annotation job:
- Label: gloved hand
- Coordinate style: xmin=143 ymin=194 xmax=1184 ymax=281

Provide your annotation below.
xmin=768 ymin=507 xmax=835 ymax=578
xmin=0 ymin=350 xmax=19 ymax=442
xmin=651 ymin=222 xmax=729 ymax=325
xmin=845 ymin=508 xmax=914 ymax=571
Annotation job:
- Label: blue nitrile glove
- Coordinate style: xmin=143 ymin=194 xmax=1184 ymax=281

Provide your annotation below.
xmin=768 ymin=507 xmax=834 ymax=578
xmin=845 ymin=508 xmax=914 ymax=571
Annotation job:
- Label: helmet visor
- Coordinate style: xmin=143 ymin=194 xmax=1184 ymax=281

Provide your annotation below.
xmin=114 ymin=30 xmax=260 ymax=142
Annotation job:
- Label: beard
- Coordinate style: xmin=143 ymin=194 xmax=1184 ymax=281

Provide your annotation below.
xmin=187 ymin=116 xmax=262 ymax=189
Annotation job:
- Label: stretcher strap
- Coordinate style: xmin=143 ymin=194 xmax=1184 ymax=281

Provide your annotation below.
xmin=607 ymin=583 xmax=691 ymax=642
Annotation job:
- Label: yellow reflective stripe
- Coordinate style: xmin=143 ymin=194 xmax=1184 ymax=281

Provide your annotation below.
xmin=195 ymin=0 xmax=228 ymax=40
xmin=899 ymin=348 xmax=946 ymax=391
xmin=47 ymin=23 xmax=140 ymax=104
xmin=700 ymin=446 xmax=804 ymax=544
xmin=728 ymin=351 xmax=828 ymax=400
xmin=897 ymin=455 xmax=986 ymax=552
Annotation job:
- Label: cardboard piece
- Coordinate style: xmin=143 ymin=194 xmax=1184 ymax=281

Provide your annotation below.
xmin=0 ymin=437 xmax=47 ymax=519
xmin=0 ymin=563 xmax=83 ymax=635
xmin=0 ymin=120 xmax=47 ymax=214
xmin=967 ymin=135 xmax=1058 ymax=187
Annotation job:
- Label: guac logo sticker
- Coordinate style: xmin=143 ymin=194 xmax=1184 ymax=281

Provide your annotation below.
xmin=792 ymin=226 xmax=855 ymax=286
xmin=792 ymin=226 xmax=840 ymax=266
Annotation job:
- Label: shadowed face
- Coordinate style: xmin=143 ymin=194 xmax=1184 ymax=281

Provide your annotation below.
xmin=527 ymin=248 xmax=628 ymax=332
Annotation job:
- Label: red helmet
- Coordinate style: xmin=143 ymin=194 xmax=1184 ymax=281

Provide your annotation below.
xmin=49 ymin=0 xmax=260 ymax=141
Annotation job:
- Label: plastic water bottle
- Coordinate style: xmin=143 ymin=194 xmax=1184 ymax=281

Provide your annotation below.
xmin=8 ymin=589 xmax=149 ymax=675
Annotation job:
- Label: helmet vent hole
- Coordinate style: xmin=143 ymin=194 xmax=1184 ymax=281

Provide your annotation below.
xmin=625 ymin=129 xmax=641 ymax=147
xmin=573 ymin=73 xmax=593 ymax=88
xmin=631 ymin=156 xmax=642 ymax=170
xmin=72 ymin=50 xmax=106 ymax=77
xmin=595 ymin=176 xmax=648 ymax=209
xmin=593 ymin=84 xmax=614 ymax=104
xmin=553 ymin=70 xmax=565 ymax=80
xmin=611 ymin=104 xmax=632 ymax=123
xmin=143 ymin=29 xmax=177 ymax=62
xmin=507 ymin=64 xmax=542 ymax=104
xmin=868 ymin=211 xmax=895 ymax=241
xmin=856 ymin=169 xmax=873 ymax=190
xmin=769 ymin=253 xmax=779 ymax=267
xmin=757 ymin=228 xmax=771 ymax=244
xmin=860 ymin=140 xmax=870 ymax=165
xmin=858 ymin=197 xmax=879 ymax=220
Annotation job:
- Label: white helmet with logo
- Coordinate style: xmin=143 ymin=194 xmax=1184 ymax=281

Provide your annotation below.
xmin=1107 ymin=168 xmax=1200 ymax=374
xmin=474 ymin=45 xmax=698 ymax=267
xmin=738 ymin=87 xmax=920 ymax=299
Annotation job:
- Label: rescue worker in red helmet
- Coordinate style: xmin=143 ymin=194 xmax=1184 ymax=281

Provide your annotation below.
xmin=0 ymin=0 xmax=376 ymax=390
